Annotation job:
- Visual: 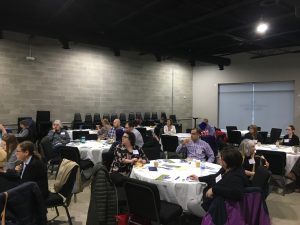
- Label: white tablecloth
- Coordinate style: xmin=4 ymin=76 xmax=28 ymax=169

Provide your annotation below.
xmin=67 ymin=129 xmax=98 ymax=140
xmin=255 ymin=144 xmax=300 ymax=175
xmin=130 ymin=159 xmax=221 ymax=211
xmin=67 ymin=140 xmax=111 ymax=164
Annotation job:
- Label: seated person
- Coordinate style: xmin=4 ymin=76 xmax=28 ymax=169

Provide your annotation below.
xmin=187 ymin=149 xmax=250 ymax=217
xmin=125 ymin=121 xmax=144 ymax=148
xmin=0 ymin=120 xmax=30 ymax=138
xmin=110 ymin=131 xmax=148 ymax=177
xmin=244 ymin=125 xmax=263 ymax=143
xmin=199 ymin=118 xmax=215 ymax=136
xmin=282 ymin=125 xmax=299 ymax=146
xmin=164 ymin=119 xmax=176 ymax=135
xmin=14 ymin=141 xmax=49 ymax=199
xmin=47 ymin=120 xmax=70 ymax=149
xmin=176 ymin=128 xmax=215 ymax=162
xmin=97 ymin=119 xmax=112 ymax=140
xmin=239 ymin=139 xmax=269 ymax=179
xmin=0 ymin=134 xmax=19 ymax=171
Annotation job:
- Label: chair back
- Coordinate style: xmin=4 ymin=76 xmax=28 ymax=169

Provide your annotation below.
xmin=73 ymin=113 xmax=82 ymax=122
xmin=93 ymin=113 xmax=101 ymax=124
xmin=161 ymin=135 xmax=178 ymax=152
xmin=136 ymin=112 xmax=143 ymax=120
xmin=142 ymin=144 xmax=161 ymax=160
xmin=136 ymin=127 xmax=147 ymax=142
xmin=119 ymin=113 xmax=127 ymax=122
xmin=201 ymin=135 xmax=218 ymax=157
xmin=227 ymin=130 xmax=242 ymax=145
xmin=186 ymin=128 xmax=192 ymax=133
xmin=258 ymin=131 xmax=268 ymax=144
xmin=103 ymin=113 xmax=110 ymax=122
xmin=255 ymin=150 xmax=286 ymax=175
xmin=152 ymin=112 xmax=158 ymax=121
xmin=161 ymin=112 xmax=167 ymax=121
xmin=72 ymin=130 xmax=89 ymax=140
xmin=226 ymin=126 xmax=238 ymax=133
xmin=169 ymin=114 xmax=177 ymax=123
xmin=124 ymin=178 xmax=161 ymax=223
xmin=144 ymin=112 xmax=151 ymax=121
xmin=128 ymin=112 xmax=135 ymax=121
xmin=102 ymin=151 xmax=114 ymax=171
xmin=111 ymin=113 xmax=118 ymax=123
xmin=270 ymin=128 xmax=282 ymax=143
xmin=58 ymin=165 xmax=79 ymax=204
xmin=36 ymin=111 xmax=50 ymax=123
xmin=59 ymin=146 xmax=81 ymax=165
xmin=252 ymin=166 xmax=272 ymax=199
xmin=40 ymin=136 xmax=57 ymax=161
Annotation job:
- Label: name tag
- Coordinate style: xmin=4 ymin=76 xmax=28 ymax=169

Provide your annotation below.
xmin=61 ymin=132 xmax=65 ymax=135
xmin=284 ymin=139 xmax=289 ymax=143
xmin=132 ymin=150 xmax=139 ymax=155
xmin=248 ymin=158 xmax=255 ymax=164
xmin=215 ymin=174 xmax=222 ymax=183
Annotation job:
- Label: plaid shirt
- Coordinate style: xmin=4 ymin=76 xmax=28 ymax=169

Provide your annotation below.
xmin=176 ymin=139 xmax=215 ymax=162
xmin=108 ymin=126 xmax=124 ymax=139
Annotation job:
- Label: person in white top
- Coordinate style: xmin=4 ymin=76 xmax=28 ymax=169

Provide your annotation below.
xmin=164 ymin=119 xmax=176 ymax=135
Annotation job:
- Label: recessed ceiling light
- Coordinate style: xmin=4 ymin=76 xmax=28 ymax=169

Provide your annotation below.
xmin=256 ymin=22 xmax=269 ymax=34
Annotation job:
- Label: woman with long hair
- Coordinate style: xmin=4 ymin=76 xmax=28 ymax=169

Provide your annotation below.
xmin=1 ymin=133 xmax=19 ymax=170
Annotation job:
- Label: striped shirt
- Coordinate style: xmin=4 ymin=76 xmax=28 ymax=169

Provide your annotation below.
xmin=176 ymin=139 xmax=215 ymax=162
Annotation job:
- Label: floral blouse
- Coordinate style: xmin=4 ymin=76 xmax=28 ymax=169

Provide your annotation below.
xmin=110 ymin=144 xmax=148 ymax=177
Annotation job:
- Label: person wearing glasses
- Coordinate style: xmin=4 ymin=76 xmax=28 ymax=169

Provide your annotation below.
xmin=14 ymin=141 xmax=49 ymax=198
xmin=176 ymin=128 xmax=215 ymax=162
xmin=282 ymin=125 xmax=299 ymax=146
xmin=110 ymin=131 xmax=148 ymax=177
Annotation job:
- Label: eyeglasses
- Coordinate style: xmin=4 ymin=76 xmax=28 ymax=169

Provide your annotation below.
xmin=286 ymin=129 xmax=292 ymax=131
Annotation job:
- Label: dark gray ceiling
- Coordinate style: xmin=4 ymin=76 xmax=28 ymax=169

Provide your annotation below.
xmin=1 ymin=0 xmax=300 ymax=66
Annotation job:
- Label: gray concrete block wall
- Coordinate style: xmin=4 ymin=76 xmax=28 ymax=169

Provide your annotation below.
xmin=0 ymin=31 xmax=192 ymax=130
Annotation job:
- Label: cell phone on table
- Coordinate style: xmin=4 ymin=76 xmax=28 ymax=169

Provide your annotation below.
xmin=148 ymin=167 xmax=158 ymax=171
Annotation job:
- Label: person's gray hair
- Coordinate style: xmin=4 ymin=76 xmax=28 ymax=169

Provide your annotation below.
xmin=238 ymin=139 xmax=255 ymax=157
xmin=53 ymin=120 xmax=62 ymax=128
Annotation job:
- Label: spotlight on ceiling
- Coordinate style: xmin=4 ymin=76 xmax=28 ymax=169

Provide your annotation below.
xmin=256 ymin=22 xmax=269 ymax=34
xmin=218 ymin=64 xmax=224 ymax=70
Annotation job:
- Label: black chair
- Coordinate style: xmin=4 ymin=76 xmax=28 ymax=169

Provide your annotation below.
xmin=142 ymin=144 xmax=161 ymax=160
xmin=72 ymin=113 xmax=84 ymax=129
xmin=143 ymin=112 xmax=152 ymax=126
xmin=161 ymin=112 xmax=167 ymax=125
xmin=124 ymin=178 xmax=183 ymax=225
xmin=119 ymin=113 xmax=127 ymax=126
xmin=152 ymin=112 xmax=159 ymax=123
xmin=161 ymin=135 xmax=179 ymax=158
xmin=258 ymin=131 xmax=268 ymax=144
xmin=186 ymin=128 xmax=192 ymax=133
xmin=59 ymin=146 xmax=94 ymax=172
xmin=169 ymin=114 xmax=177 ymax=124
xmin=227 ymin=130 xmax=242 ymax=146
xmin=102 ymin=113 xmax=110 ymax=122
xmin=267 ymin=128 xmax=282 ymax=144
xmin=226 ymin=126 xmax=238 ymax=134
xmin=36 ymin=111 xmax=50 ymax=123
xmin=252 ymin=166 xmax=272 ymax=199
xmin=135 ymin=127 xmax=147 ymax=143
xmin=128 ymin=112 xmax=135 ymax=122
xmin=84 ymin=113 xmax=93 ymax=129
xmin=40 ymin=136 xmax=61 ymax=174
xmin=102 ymin=151 xmax=115 ymax=171
xmin=202 ymin=135 xmax=218 ymax=157
xmin=46 ymin=165 xmax=79 ymax=225
xmin=85 ymin=133 xmax=98 ymax=140
xmin=136 ymin=112 xmax=143 ymax=121
xmin=93 ymin=113 xmax=101 ymax=128
xmin=72 ymin=131 xmax=89 ymax=140
xmin=256 ymin=150 xmax=286 ymax=195
xmin=110 ymin=113 xmax=118 ymax=123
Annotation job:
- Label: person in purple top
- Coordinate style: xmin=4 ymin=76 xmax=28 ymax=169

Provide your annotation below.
xmin=176 ymin=128 xmax=215 ymax=162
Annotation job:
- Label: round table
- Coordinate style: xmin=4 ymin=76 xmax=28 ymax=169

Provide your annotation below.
xmin=130 ymin=159 xmax=221 ymax=211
